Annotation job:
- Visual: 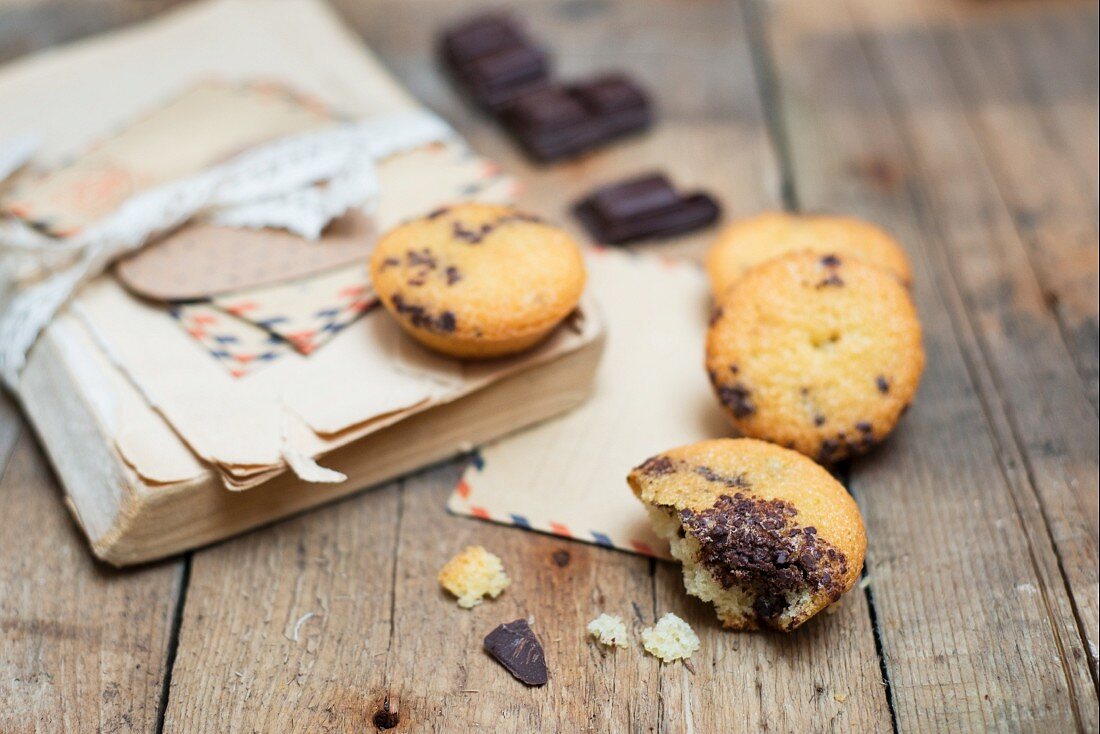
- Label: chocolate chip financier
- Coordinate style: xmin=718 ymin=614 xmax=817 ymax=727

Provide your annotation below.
xmin=705 ymin=211 xmax=912 ymax=294
xmin=707 ymin=252 xmax=924 ymax=463
xmin=370 ymin=203 xmax=586 ymax=358
xmin=629 ymin=439 xmax=865 ymax=631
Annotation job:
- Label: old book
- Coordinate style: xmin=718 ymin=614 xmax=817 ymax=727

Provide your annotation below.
xmin=3 ymin=0 xmax=605 ymax=565
xmin=19 ymin=311 xmax=603 ymax=565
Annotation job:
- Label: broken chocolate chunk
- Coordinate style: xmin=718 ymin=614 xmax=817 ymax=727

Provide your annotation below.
xmin=440 ymin=12 xmax=652 ymax=159
xmin=484 ymin=619 xmax=548 ymax=686
xmin=573 ymin=173 xmax=720 ymax=244
xmin=439 ymin=13 xmax=550 ymax=110
xmin=499 ymin=75 xmax=651 ymax=161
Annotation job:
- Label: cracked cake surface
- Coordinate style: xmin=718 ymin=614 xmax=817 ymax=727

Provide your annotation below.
xmin=628 ymin=438 xmax=865 ymax=631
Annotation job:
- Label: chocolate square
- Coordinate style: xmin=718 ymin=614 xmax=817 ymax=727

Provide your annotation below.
xmin=440 ymin=12 xmax=652 ymax=160
xmin=441 ymin=14 xmax=525 ymax=63
xmin=498 ymin=78 xmax=651 ymax=161
xmin=440 ymin=13 xmax=551 ymax=111
xmin=573 ymin=172 xmax=721 ymax=244
xmin=589 ymin=173 xmax=681 ymax=222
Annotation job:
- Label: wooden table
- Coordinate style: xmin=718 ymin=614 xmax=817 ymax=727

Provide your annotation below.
xmin=1 ymin=0 xmax=1097 ymax=731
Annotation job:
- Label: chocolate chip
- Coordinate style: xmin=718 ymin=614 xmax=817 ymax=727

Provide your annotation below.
xmin=753 ymin=594 xmax=787 ymax=620
xmin=390 ymin=294 xmax=458 ymax=333
xmin=856 ymin=421 xmax=873 ymax=434
xmin=406 ymin=248 xmax=437 ymax=268
xmin=637 ymin=455 xmax=675 ymax=476
xmin=693 ymin=465 xmax=749 ymax=488
xmin=709 ymin=306 xmax=723 ymax=326
xmin=445 ymin=266 xmax=462 ymax=285
xmin=379 ymin=256 xmax=400 ymax=270
xmin=818 ymin=438 xmax=842 ymax=462
xmin=453 ymin=221 xmax=494 ymax=243
xmin=551 ymin=550 xmax=571 ymax=567
xmin=814 ymin=415 xmax=826 ymax=427
xmin=875 ymin=375 xmax=890 ymax=394
xmin=484 ymin=619 xmax=548 ymax=686
xmin=716 ymin=382 xmax=755 ymax=419
xmin=427 ymin=206 xmax=450 ymax=219
xmin=821 ymin=254 xmax=842 ymax=267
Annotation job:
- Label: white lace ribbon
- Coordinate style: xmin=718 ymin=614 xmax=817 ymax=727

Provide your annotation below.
xmin=0 ymin=110 xmax=453 ymax=387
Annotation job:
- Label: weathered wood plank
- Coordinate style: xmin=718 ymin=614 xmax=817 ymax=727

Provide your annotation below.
xmin=162 ymin=472 xmax=402 ymax=731
xmin=934 ymin=0 xmax=1099 ymax=411
xmin=0 ymin=429 xmax=182 ymax=733
xmin=852 ymin=0 xmax=1100 ymax=691
xmin=765 ymin=0 xmax=1098 ymax=728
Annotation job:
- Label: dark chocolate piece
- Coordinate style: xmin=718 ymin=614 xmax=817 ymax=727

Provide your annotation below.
xmin=439 ymin=14 xmax=550 ymax=110
xmin=573 ymin=173 xmax=720 ymax=244
xmin=498 ymin=75 xmax=651 ymax=161
xmin=440 ymin=13 xmax=652 ymax=159
xmin=679 ymin=493 xmax=849 ymax=628
xmin=483 ymin=619 xmax=548 ymax=686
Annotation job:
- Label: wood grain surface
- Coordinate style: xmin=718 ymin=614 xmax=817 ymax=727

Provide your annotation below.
xmin=0 ymin=0 xmax=1096 ymax=731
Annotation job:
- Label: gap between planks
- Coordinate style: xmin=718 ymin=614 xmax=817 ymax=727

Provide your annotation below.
xmin=845 ymin=0 xmax=1098 ymax=702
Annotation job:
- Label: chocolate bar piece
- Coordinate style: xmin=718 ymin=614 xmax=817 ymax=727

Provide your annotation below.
xmin=483 ymin=619 xmax=548 ymax=686
xmin=573 ymin=173 xmax=721 ymax=244
xmin=440 ymin=14 xmax=550 ymax=110
xmin=498 ymin=75 xmax=652 ymax=161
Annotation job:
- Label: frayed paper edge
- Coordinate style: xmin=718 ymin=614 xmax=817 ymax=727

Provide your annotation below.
xmin=280 ymin=412 xmax=346 ymax=484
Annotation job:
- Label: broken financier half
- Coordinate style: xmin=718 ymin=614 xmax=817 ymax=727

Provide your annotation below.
xmin=628 ymin=438 xmax=866 ymax=631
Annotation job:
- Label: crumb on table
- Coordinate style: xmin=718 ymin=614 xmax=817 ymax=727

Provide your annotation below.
xmin=587 ymin=613 xmax=629 ymax=648
xmin=641 ymin=613 xmax=700 ymax=662
xmin=438 ymin=546 xmax=510 ymax=608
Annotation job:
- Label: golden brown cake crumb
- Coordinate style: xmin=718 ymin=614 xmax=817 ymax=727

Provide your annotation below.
xmin=438 ymin=545 xmax=510 ymax=608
